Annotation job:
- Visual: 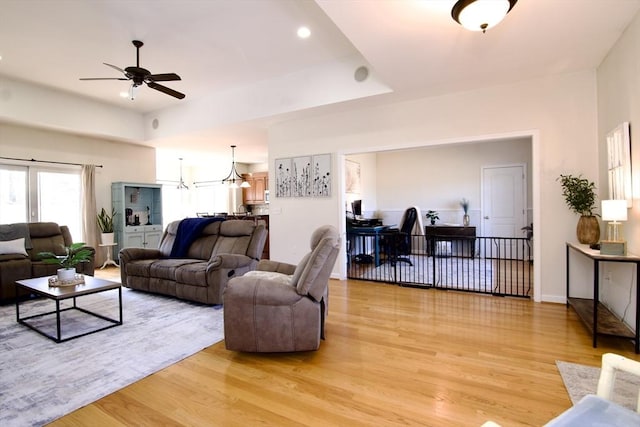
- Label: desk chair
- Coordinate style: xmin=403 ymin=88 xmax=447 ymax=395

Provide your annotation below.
xmin=383 ymin=207 xmax=417 ymax=266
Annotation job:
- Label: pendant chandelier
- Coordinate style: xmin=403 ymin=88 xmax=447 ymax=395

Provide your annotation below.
xmin=177 ymin=157 xmax=189 ymax=190
xmin=451 ymin=0 xmax=517 ymax=33
xmin=221 ymin=145 xmax=250 ymax=189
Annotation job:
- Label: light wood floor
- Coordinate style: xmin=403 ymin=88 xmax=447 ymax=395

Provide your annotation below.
xmin=50 ymin=266 xmax=640 ymax=426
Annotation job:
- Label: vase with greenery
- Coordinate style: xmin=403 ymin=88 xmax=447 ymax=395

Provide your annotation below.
xmin=460 ymin=198 xmax=470 ymax=226
xmin=97 ymin=207 xmax=116 ymax=244
xmin=558 ymin=174 xmax=600 ymax=244
xmin=426 ymin=210 xmax=439 ymax=225
xmin=38 ymin=243 xmax=94 ymax=281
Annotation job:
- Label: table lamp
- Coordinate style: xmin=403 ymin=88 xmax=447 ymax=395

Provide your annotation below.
xmin=600 ymin=199 xmax=628 ymax=255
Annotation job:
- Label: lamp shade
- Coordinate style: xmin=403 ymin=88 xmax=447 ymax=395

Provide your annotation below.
xmin=602 ymin=199 xmax=627 ymax=222
xmin=452 ymin=0 xmax=517 ymax=32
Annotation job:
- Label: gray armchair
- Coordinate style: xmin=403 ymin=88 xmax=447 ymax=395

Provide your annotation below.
xmin=223 ymin=225 xmax=340 ymax=352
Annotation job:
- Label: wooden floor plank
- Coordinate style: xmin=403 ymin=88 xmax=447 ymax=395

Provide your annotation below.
xmin=47 ymin=270 xmax=640 ymax=426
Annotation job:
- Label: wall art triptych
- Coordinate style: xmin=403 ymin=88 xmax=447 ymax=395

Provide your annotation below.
xmin=275 ymin=153 xmax=331 ymax=198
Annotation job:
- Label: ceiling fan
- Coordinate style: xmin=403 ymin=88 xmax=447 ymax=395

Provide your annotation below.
xmin=80 ymin=40 xmax=185 ymax=100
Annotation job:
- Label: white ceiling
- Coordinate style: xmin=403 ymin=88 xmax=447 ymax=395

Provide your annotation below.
xmin=1 ymin=0 xmax=639 ymax=164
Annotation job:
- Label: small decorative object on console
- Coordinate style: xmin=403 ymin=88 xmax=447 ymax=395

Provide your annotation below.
xmin=460 ymin=198 xmax=470 ymax=226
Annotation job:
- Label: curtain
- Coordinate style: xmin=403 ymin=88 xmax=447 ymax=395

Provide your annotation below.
xmin=81 ymin=165 xmax=101 ymax=265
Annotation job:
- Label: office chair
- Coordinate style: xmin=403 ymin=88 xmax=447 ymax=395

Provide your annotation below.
xmin=383 ymin=207 xmax=418 ymax=266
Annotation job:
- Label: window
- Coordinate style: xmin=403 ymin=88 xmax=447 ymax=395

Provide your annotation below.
xmin=0 ymin=164 xmax=82 ymax=240
xmin=0 ymin=165 xmax=28 ymax=224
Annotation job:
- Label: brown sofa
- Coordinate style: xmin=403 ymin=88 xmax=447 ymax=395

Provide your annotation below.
xmin=119 ymin=219 xmax=267 ymax=305
xmin=0 ymin=222 xmax=96 ymax=302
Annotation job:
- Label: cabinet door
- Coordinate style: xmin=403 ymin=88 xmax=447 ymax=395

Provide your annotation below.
xmin=145 ymin=230 xmax=162 ymax=249
xmin=242 ymin=178 xmax=255 ymax=203
xmin=123 ymin=232 xmax=145 ymax=248
xmin=253 ymin=177 xmax=266 ymax=203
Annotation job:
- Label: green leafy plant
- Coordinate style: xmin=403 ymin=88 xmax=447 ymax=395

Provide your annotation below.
xmin=426 ymin=210 xmax=440 ymax=224
xmin=38 ymin=243 xmax=93 ymax=269
xmin=557 ymin=174 xmax=598 ymax=216
xmin=97 ymin=207 xmax=116 ymax=233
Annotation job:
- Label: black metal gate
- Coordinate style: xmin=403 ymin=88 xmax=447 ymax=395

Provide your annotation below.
xmin=347 ymin=233 xmax=532 ymax=298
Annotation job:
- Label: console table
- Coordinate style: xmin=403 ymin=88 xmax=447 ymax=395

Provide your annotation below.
xmin=425 ymin=225 xmax=476 ymax=258
xmin=565 ymin=242 xmax=640 ymax=353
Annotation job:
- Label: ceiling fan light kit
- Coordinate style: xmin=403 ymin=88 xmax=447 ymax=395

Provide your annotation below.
xmin=80 ymin=40 xmax=185 ymax=100
xmin=451 ymin=0 xmax=517 ymax=33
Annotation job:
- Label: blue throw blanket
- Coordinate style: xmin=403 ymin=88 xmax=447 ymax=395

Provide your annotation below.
xmin=170 ymin=217 xmax=225 ymax=258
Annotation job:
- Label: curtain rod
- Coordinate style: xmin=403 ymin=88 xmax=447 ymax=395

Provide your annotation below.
xmin=0 ymin=156 xmax=103 ymax=168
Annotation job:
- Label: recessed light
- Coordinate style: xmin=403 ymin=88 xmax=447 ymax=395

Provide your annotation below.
xmin=297 ymin=26 xmax=311 ymax=39
xmin=119 ymin=91 xmax=129 ymax=98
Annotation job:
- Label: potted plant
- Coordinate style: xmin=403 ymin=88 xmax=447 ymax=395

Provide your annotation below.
xmin=97 ymin=207 xmax=116 ymax=245
xmin=460 ymin=198 xmax=470 ymax=226
xmin=558 ymin=174 xmax=600 ymax=244
xmin=426 ymin=210 xmax=439 ymax=225
xmin=39 ymin=243 xmax=94 ymax=282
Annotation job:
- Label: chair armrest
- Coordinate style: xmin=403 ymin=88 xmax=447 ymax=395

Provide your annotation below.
xmin=119 ymin=248 xmax=163 ymax=263
xmin=256 ymin=259 xmax=297 ymax=275
xmin=225 ymin=276 xmax=302 ymax=305
xmin=208 ymin=253 xmax=253 ymax=270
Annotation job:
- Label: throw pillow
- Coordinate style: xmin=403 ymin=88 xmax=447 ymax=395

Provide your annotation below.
xmin=0 ymin=237 xmax=28 ymax=256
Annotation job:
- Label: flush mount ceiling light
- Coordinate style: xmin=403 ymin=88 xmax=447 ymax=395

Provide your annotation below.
xmin=297 ymin=26 xmax=311 ymax=39
xmin=452 ymin=0 xmax=517 ymax=33
xmin=221 ymin=145 xmax=250 ymax=189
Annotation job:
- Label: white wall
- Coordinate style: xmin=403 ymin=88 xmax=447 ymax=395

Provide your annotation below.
xmin=0 ymin=75 xmax=143 ymax=142
xmin=268 ymin=70 xmax=600 ymax=303
xmin=0 ymin=122 xmax=157 ymax=225
xmin=596 ymin=10 xmax=640 ymax=329
xmin=372 ymin=138 xmax=532 ymax=227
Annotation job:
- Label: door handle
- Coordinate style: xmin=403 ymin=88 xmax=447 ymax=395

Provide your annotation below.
xmin=484 ymin=216 xmax=489 ymax=219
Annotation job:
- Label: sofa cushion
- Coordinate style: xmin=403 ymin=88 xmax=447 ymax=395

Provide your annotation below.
xmin=125 ymin=259 xmax=156 ymax=278
xmin=0 ymin=238 xmax=28 ymax=256
xmin=150 ymin=259 xmax=201 ymax=281
xmin=0 ymin=253 xmax=28 ymax=261
xmin=244 ymin=270 xmax=293 ymax=285
xmin=175 ymin=261 xmax=210 ymax=287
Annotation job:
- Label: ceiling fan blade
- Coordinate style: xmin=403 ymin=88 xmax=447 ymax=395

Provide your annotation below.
xmin=147 ymin=82 xmax=185 ymax=99
xmin=103 ymin=63 xmax=126 ymax=74
xmin=147 ymin=73 xmax=181 ymax=82
xmin=79 ymin=77 xmax=128 ymax=81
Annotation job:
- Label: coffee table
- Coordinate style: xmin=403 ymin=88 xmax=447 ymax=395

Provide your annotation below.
xmin=15 ymin=275 xmax=122 ymax=343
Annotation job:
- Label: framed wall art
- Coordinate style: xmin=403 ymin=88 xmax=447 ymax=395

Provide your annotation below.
xmin=275 ymin=158 xmax=292 ymax=197
xmin=292 ymin=156 xmax=312 ymax=197
xmin=345 ymin=159 xmax=361 ymax=194
xmin=312 ymin=154 xmax=331 ymax=197
xmin=606 ymin=122 xmax=632 ymax=207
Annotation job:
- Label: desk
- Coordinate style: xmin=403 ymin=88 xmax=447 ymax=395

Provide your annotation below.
xmin=425 ymin=225 xmax=476 ymax=258
xmin=347 ymin=225 xmax=392 ymax=267
xmin=566 ymin=242 xmax=640 ymax=353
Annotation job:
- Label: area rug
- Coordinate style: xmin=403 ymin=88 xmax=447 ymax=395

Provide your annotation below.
xmin=0 ymin=286 xmax=224 ymax=427
xmin=556 ymin=360 xmax=640 ymax=411
xmin=357 ymin=254 xmax=494 ymax=291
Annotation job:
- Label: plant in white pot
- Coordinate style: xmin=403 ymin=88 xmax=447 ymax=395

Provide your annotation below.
xmin=38 ymin=243 xmax=94 ymax=282
xmin=97 ymin=207 xmax=116 ymax=245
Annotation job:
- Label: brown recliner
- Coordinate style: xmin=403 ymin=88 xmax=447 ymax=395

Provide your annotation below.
xmin=0 ymin=222 xmax=95 ymax=302
xmin=223 ymin=225 xmax=340 ymax=352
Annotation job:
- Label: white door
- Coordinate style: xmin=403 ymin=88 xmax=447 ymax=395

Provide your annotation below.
xmin=482 ymin=165 xmax=526 ymax=258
